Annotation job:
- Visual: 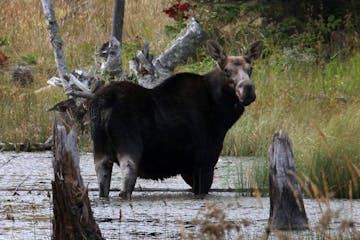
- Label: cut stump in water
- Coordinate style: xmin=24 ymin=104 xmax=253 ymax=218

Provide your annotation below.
xmin=268 ymin=130 xmax=308 ymax=230
xmin=52 ymin=121 xmax=104 ymax=240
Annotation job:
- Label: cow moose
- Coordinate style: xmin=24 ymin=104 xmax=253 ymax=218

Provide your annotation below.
xmin=89 ymin=40 xmax=263 ymax=199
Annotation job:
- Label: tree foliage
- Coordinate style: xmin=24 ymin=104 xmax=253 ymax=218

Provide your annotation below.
xmin=183 ymin=0 xmax=359 ymax=57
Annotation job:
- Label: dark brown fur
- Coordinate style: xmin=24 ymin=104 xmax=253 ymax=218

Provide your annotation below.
xmin=90 ymin=41 xmax=263 ymax=198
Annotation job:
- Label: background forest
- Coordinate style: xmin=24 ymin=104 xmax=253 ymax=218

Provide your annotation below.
xmin=0 ymin=0 xmax=359 ymax=198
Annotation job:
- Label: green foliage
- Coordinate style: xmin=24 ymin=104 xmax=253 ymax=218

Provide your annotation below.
xmin=0 ymin=35 xmax=9 ymax=46
xmin=163 ymin=24 xmax=186 ymax=38
xmin=209 ymin=2 xmax=243 ymax=24
xmin=20 ymin=54 xmax=38 ymax=65
xmin=122 ymin=41 xmax=142 ymax=73
xmin=188 ymin=0 xmax=359 ymax=62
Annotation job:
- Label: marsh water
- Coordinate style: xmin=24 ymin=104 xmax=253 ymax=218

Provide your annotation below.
xmin=0 ymin=152 xmax=359 ymax=239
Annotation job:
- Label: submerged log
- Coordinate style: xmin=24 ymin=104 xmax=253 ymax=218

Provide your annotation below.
xmin=52 ymin=121 xmax=103 ymax=240
xmin=268 ymin=131 xmax=308 ymax=230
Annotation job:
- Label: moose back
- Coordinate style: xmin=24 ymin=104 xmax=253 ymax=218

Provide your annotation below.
xmin=89 ymin=40 xmax=263 ymax=199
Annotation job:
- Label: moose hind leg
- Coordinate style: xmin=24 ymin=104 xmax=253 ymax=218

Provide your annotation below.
xmin=118 ymin=154 xmax=139 ymax=199
xmin=94 ymin=154 xmax=114 ymax=198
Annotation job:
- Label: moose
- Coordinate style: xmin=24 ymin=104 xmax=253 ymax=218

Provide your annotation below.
xmin=89 ymin=40 xmax=263 ymax=199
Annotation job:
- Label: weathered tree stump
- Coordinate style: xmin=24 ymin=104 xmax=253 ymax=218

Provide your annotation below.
xmin=268 ymin=131 xmax=308 ymax=230
xmin=9 ymin=62 xmax=34 ymax=86
xmin=52 ymin=121 xmax=104 ymax=240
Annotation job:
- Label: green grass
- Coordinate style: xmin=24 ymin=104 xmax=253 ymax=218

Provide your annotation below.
xmin=0 ymin=81 xmax=65 ymax=143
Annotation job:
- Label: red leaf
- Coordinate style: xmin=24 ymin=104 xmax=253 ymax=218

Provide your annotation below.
xmin=178 ymin=3 xmax=190 ymax=12
xmin=0 ymin=51 xmax=8 ymax=65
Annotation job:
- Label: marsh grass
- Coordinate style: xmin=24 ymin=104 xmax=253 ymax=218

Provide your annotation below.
xmin=0 ymin=80 xmax=65 ymax=143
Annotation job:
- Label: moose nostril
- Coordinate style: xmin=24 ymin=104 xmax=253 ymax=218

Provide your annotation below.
xmin=239 ymin=84 xmax=256 ymax=105
xmin=243 ymin=84 xmax=254 ymax=95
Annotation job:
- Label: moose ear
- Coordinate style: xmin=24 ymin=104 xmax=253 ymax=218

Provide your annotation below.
xmin=207 ymin=40 xmax=227 ymax=69
xmin=245 ymin=40 xmax=263 ymax=62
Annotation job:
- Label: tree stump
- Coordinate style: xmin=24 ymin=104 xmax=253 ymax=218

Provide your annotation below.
xmin=10 ymin=62 xmax=34 ymax=86
xmin=52 ymin=121 xmax=104 ymax=240
xmin=268 ymin=131 xmax=308 ymax=230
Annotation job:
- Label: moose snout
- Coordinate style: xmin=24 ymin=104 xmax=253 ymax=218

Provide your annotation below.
xmin=236 ymin=81 xmax=256 ymax=106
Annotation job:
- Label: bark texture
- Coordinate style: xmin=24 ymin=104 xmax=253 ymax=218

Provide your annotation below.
xmin=52 ymin=121 xmax=104 ymax=240
xmin=268 ymin=130 xmax=308 ymax=230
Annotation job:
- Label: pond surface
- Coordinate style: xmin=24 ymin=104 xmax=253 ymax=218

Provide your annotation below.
xmin=0 ymin=152 xmax=359 ymax=239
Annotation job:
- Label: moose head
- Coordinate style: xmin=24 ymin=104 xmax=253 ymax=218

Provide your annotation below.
xmin=208 ymin=40 xmax=263 ymax=106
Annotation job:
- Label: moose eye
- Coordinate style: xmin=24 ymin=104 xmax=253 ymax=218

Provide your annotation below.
xmin=233 ymin=61 xmax=242 ymax=66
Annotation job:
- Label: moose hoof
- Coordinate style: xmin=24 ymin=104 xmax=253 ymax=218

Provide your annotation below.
xmin=119 ymin=191 xmax=131 ymax=200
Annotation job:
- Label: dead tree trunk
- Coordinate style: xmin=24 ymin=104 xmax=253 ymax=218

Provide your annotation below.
xmin=52 ymin=121 xmax=104 ymax=240
xmin=99 ymin=0 xmax=125 ymax=79
xmin=131 ymin=18 xmax=208 ymax=88
xmin=268 ymin=131 xmax=308 ymax=230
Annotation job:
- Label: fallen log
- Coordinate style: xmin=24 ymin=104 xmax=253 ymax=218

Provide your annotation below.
xmin=52 ymin=121 xmax=103 ymax=240
xmin=268 ymin=131 xmax=308 ymax=230
xmin=0 ymin=141 xmax=52 ymax=152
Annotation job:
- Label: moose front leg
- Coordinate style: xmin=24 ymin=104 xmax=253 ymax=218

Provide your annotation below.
xmin=192 ymin=168 xmax=214 ymax=195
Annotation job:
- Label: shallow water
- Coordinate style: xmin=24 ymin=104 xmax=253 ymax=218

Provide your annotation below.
xmin=0 ymin=152 xmax=359 ymax=239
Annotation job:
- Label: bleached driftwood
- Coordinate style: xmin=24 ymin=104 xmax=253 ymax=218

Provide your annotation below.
xmin=52 ymin=122 xmax=103 ymax=240
xmin=99 ymin=36 xmax=123 ymax=79
xmin=268 ymin=131 xmax=308 ymax=230
xmin=132 ymin=18 xmax=208 ymax=88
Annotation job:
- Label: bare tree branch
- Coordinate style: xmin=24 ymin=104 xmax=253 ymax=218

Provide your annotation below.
xmin=134 ymin=18 xmax=208 ymax=88
xmin=41 ymin=0 xmax=71 ymax=96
